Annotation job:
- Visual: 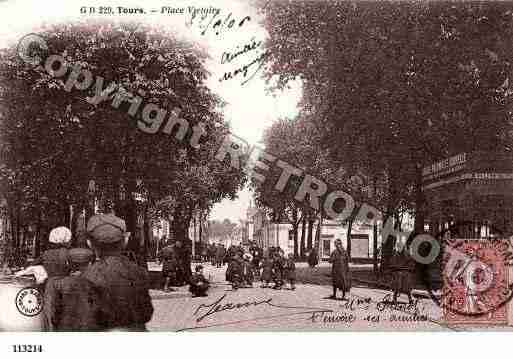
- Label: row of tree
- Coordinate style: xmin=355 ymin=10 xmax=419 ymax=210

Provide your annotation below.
xmin=0 ymin=21 xmax=246 ymax=261
xmin=252 ymin=2 xmax=513 ymax=259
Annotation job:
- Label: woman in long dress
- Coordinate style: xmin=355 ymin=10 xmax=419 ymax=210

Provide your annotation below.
xmin=329 ymin=239 xmax=351 ymax=300
xmin=390 ymin=248 xmax=415 ymax=303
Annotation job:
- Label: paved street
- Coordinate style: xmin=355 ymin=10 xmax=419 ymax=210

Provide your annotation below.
xmin=147 ymin=263 xmax=451 ymax=331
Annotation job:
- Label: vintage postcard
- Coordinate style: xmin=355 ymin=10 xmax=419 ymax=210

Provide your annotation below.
xmin=1 ymin=0 xmax=513 ymax=341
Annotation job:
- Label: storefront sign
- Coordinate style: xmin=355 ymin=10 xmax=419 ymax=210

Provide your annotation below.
xmin=422 ymin=153 xmax=467 ymax=182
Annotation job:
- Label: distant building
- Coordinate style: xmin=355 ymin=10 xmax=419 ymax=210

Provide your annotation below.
xmin=244 ymin=202 xmax=413 ymax=262
xmin=248 ymin=205 xmax=379 ymax=260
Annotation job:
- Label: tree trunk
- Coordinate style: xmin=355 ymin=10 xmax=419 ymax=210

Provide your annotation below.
xmin=346 ymin=217 xmax=353 ymax=259
xmin=414 ymin=164 xmax=425 ymax=233
xmin=292 ymin=226 xmax=298 ymax=259
xmin=292 ymin=208 xmax=299 ymax=259
xmin=300 ymin=216 xmax=306 ymax=259
xmin=141 ymin=205 xmax=150 ymax=269
xmin=170 ymin=206 xmax=192 ymax=243
xmin=199 ymin=212 xmax=203 ymax=244
xmin=373 ymin=222 xmax=378 ymax=275
xmin=314 ymin=213 xmax=323 ymax=255
xmin=70 ymin=205 xmax=79 ymax=245
xmin=35 ymin=211 xmax=42 ymax=258
xmin=307 ymin=218 xmax=314 ymax=250
xmin=372 ymin=178 xmax=378 ymax=275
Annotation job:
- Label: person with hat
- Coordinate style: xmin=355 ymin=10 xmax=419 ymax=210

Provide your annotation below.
xmin=15 ymin=226 xmax=73 ymax=283
xmin=41 ymin=226 xmax=73 ymax=277
xmin=283 ymin=253 xmax=296 ymax=290
xmin=83 ymin=213 xmax=154 ymax=331
xmin=44 ymin=247 xmax=104 ymax=331
xmin=390 ymin=246 xmax=415 ymax=304
xmin=328 ymin=239 xmax=351 ymax=300
xmin=241 ymin=253 xmax=254 ymax=287
xmin=159 ymin=241 xmax=180 ymax=292
xmin=215 ymin=243 xmax=226 ymax=268
xmin=226 ymin=252 xmax=243 ymax=290
xmin=259 ymin=252 xmax=274 ymax=288
xmin=189 ymin=265 xmax=210 ymax=297
xmin=307 ymin=249 xmax=319 ymax=268
xmin=272 ymin=250 xmax=285 ymax=290
xmin=249 ymin=242 xmax=263 ymax=279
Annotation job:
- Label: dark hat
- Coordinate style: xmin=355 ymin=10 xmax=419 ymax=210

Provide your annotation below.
xmin=86 ymin=214 xmax=126 ymax=243
xmin=68 ymin=248 xmax=95 ymax=264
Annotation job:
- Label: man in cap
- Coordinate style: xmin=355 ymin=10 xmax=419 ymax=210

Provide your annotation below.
xmin=328 ymin=239 xmax=351 ymax=300
xmin=44 ymin=247 xmax=104 ymax=331
xmin=83 ymin=213 xmax=154 ymax=331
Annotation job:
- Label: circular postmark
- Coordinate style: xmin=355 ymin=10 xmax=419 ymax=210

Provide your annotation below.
xmin=15 ymin=287 xmax=44 ymax=317
xmin=16 ymin=33 xmax=48 ymax=67
xmin=419 ymin=221 xmax=513 ymax=319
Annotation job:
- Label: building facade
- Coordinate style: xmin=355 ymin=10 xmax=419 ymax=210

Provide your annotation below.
xmin=248 ymin=204 xmax=380 ymax=261
xmin=422 ymin=151 xmax=513 ymax=239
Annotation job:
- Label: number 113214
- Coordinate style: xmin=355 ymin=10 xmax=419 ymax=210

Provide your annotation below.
xmin=12 ymin=345 xmax=43 ymax=353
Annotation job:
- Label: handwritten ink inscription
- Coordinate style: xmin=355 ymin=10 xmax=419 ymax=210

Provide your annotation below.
xmin=193 ymin=294 xmax=273 ymax=322
xmin=219 ymin=50 xmax=270 ymax=85
xmin=192 ymin=294 xmax=429 ymax=326
xmin=186 ymin=10 xmax=250 ymax=36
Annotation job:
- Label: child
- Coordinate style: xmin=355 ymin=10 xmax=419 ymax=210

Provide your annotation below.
xmin=283 ymin=253 xmax=296 ymax=290
xmin=189 ymin=265 xmax=210 ymax=297
xmin=226 ymin=253 xmax=243 ymax=290
xmin=44 ymin=248 xmax=104 ymax=331
xmin=272 ymin=251 xmax=285 ymax=290
xmin=160 ymin=243 xmax=179 ymax=292
xmin=241 ymin=253 xmax=254 ymax=287
xmin=260 ymin=253 xmax=273 ymax=288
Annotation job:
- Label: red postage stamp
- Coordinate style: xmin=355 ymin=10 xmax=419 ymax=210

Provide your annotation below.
xmin=442 ymin=239 xmax=511 ymax=325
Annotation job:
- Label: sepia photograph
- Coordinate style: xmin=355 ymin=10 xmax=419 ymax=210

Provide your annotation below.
xmin=0 ymin=0 xmax=513 ymax=353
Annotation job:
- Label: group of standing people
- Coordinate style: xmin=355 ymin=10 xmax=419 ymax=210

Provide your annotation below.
xmin=159 ymin=235 xmax=413 ymax=304
xmin=223 ymin=243 xmax=296 ymax=291
xmin=15 ymin=213 xmax=154 ymax=331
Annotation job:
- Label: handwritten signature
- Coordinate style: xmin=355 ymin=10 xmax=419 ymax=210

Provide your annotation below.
xmin=193 ymin=294 xmax=273 ymax=322
xmin=376 ymin=294 xmax=422 ymax=314
xmin=192 ymin=294 xmax=332 ymax=323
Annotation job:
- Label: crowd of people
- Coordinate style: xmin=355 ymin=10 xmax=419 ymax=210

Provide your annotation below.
xmin=158 ymin=240 xmax=298 ymax=293
xmin=13 ymin=213 xmax=154 ymax=331
xmin=214 ymin=242 xmax=296 ymax=291
xmin=7 ymin=220 xmax=418 ymax=331
xmin=186 ymin=238 xmax=414 ymax=304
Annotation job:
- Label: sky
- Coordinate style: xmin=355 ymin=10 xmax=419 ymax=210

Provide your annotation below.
xmin=0 ymin=0 xmax=303 ymax=223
